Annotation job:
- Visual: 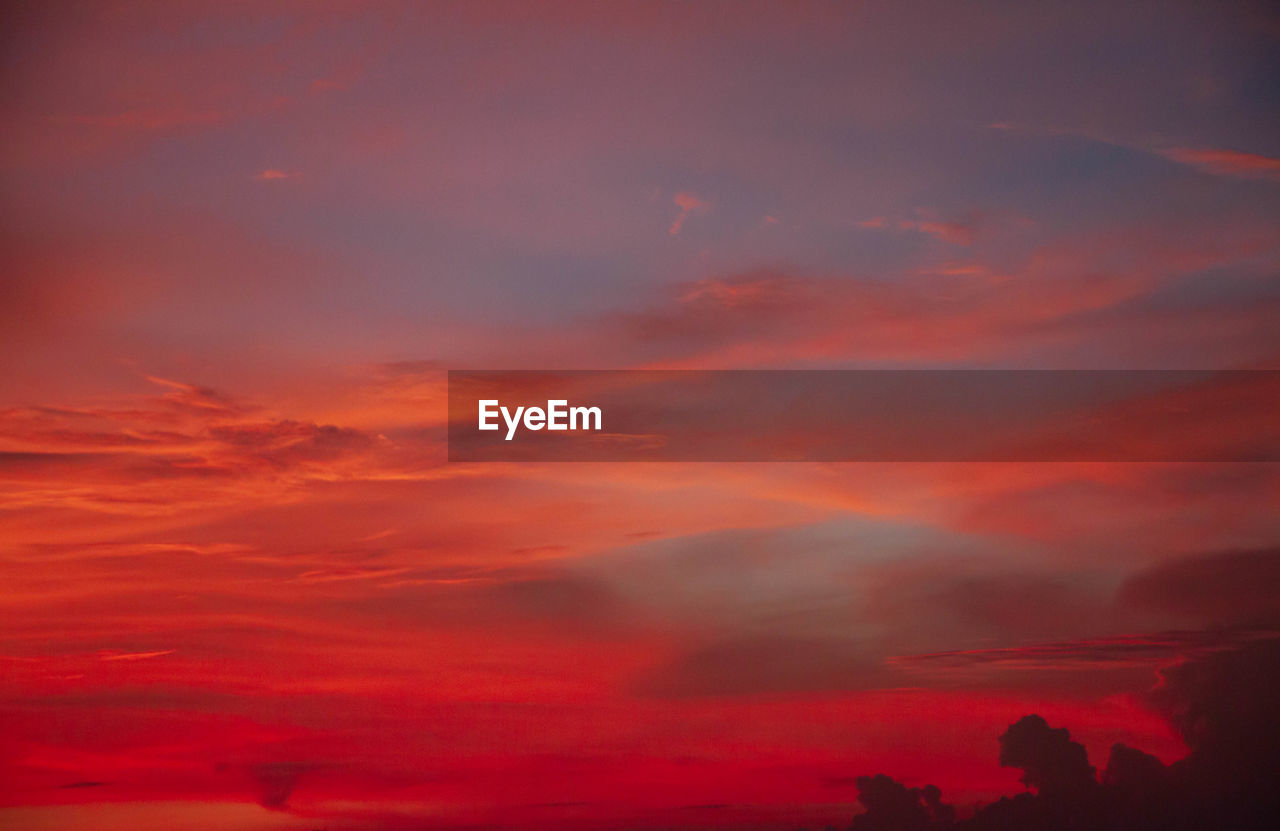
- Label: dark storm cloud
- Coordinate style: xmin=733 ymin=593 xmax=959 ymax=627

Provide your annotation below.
xmin=1119 ymin=547 xmax=1280 ymax=625
xmin=890 ymin=628 xmax=1280 ymax=670
xmin=846 ymin=638 xmax=1280 ymax=829
xmin=1150 ymin=638 xmax=1280 ymax=800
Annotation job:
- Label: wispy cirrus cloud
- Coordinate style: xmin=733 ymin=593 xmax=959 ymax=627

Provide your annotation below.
xmin=889 ymin=629 xmax=1280 ymax=672
xmin=603 ymin=213 xmax=1279 ymax=368
xmin=1156 ymin=147 xmax=1280 ymax=182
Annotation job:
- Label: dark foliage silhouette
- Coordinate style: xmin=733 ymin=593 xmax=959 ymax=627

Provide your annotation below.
xmin=848 ymin=774 xmax=954 ymax=830
xmin=997 ymin=715 xmax=1096 ymax=799
xmin=842 ymin=639 xmax=1280 ymax=831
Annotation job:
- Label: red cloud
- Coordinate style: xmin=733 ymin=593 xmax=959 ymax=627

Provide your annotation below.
xmin=669 ymin=191 xmax=711 ymax=235
xmin=1158 ymin=147 xmax=1280 ymax=181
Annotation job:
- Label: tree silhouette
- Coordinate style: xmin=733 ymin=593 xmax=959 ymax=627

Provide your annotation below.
xmin=837 ymin=639 xmax=1280 ymax=831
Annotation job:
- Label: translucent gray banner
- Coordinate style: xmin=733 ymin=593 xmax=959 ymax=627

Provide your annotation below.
xmin=447 ymin=370 xmax=1280 ymax=462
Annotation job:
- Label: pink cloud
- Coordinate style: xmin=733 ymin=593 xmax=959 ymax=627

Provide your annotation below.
xmin=669 ymin=191 xmax=710 ymax=235
xmin=856 ymin=212 xmax=976 ymax=244
xmin=1157 ymin=147 xmax=1280 ymax=181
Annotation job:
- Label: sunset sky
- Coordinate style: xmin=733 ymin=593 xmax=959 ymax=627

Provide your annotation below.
xmin=2 ymin=2 xmax=1279 ymax=829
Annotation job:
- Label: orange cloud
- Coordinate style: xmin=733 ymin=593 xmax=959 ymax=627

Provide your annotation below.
xmin=1157 ymin=147 xmax=1280 ymax=181
xmin=855 ymin=211 xmax=976 ymax=244
xmin=669 ymin=191 xmax=710 ymax=235
xmin=897 ymin=217 xmax=975 ymax=245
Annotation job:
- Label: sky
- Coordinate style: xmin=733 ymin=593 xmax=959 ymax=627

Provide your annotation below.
xmin=1 ymin=1 xmax=1279 ymax=829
